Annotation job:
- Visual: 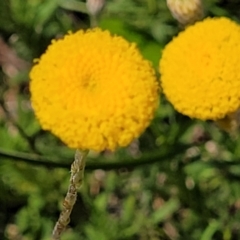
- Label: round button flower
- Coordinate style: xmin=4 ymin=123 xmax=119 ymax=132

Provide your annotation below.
xmin=159 ymin=17 xmax=240 ymax=120
xmin=30 ymin=28 xmax=159 ymax=152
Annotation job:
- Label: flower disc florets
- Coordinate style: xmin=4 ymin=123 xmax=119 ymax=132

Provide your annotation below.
xmin=30 ymin=28 xmax=159 ymax=151
xmin=159 ymin=17 xmax=240 ymax=120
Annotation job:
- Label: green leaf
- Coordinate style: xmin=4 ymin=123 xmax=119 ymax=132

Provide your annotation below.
xmin=151 ymin=198 xmax=180 ymax=223
xmin=200 ymin=221 xmax=221 ymax=240
xmin=34 ymin=0 xmax=59 ymax=26
xmin=58 ymin=0 xmax=87 ymax=13
xmin=121 ymin=195 xmax=136 ymax=224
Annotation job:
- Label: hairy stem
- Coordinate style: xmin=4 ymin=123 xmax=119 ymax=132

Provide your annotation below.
xmin=52 ymin=149 xmax=89 ymax=240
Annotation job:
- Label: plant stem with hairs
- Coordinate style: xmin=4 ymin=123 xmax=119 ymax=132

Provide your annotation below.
xmin=52 ymin=149 xmax=89 ymax=240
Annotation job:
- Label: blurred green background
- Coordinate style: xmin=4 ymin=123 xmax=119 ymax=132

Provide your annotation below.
xmin=1 ymin=0 xmax=240 ymax=239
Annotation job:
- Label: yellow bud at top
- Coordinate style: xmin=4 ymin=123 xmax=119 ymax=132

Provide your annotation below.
xmin=86 ymin=0 xmax=105 ymax=16
xmin=167 ymin=0 xmax=204 ymax=26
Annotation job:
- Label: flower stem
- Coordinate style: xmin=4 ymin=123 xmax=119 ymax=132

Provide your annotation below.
xmin=90 ymin=15 xmax=98 ymax=28
xmin=52 ymin=149 xmax=89 ymax=240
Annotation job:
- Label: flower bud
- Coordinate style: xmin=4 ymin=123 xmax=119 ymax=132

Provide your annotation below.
xmin=167 ymin=0 xmax=204 ymax=26
xmin=86 ymin=0 xmax=105 ymax=16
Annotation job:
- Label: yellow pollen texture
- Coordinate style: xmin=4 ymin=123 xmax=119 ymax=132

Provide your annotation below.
xmin=159 ymin=17 xmax=240 ymax=120
xmin=30 ymin=28 xmax=159 ymax=151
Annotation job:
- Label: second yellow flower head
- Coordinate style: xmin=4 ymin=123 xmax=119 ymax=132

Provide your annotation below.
xmin=160 ymin=17 xmax=240 ymax=120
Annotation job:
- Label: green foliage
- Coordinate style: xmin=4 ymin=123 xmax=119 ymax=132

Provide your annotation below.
xmin=1 ymin=0 xmax=240 ymax=239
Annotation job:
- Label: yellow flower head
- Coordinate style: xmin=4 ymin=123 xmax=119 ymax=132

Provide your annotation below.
xmin=159 ymin=17 xmax=240 ymax=120
xmin=30 ymin=28 xmax=159 ymax=151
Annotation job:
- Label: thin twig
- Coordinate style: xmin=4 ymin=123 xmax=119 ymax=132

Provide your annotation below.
xmin=52 ymin=149 xmax=89 ymax=239
xmin=0 ymin=144 xmax=190 ymax=170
